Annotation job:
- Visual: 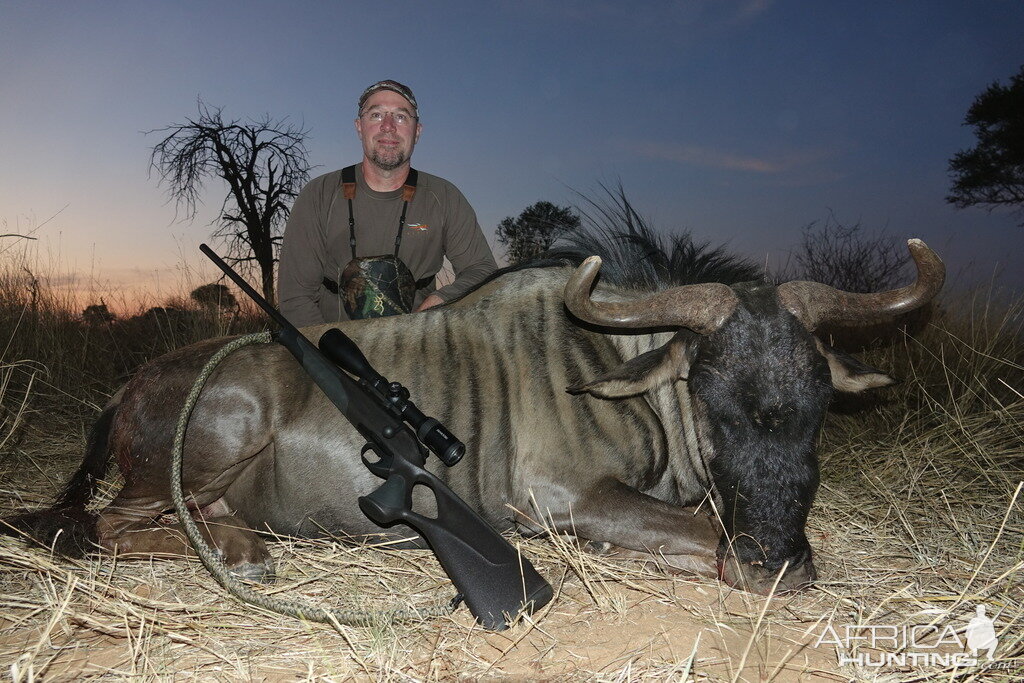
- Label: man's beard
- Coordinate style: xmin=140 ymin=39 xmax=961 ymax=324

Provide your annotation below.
xmin=369 ymin=146 xmax=408 ymax=172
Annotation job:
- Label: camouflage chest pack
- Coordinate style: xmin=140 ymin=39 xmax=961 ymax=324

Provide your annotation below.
xmin=322 ymin=165 xmax=431 ymax=319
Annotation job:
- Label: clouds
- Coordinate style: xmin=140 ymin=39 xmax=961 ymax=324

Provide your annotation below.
xmin=511 ymin=0 xmax=773 ymax=35
xmin=624 ymin=140 xmax=832 ymax=175
xmin=729 ymin=0 xmax=774 ymax=24
xmin=3 ymin=1 xmax=1023 ymax=296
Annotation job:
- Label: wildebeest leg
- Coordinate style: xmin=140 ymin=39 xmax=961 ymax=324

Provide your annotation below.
xmin=97 ymin=502 xmax=274 ymax=582
xmin=527 ymin=479 xmax=720 ymax=577
xmin=586 ymin=545 xmax=719 ymax=578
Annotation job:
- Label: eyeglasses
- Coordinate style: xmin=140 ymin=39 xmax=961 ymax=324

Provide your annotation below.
xmin=360 ymin=110 xmax=417 ymax=127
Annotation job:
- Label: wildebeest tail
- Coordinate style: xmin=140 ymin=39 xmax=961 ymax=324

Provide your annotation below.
xmin=1 ymin=404 xmax=117 ymax=556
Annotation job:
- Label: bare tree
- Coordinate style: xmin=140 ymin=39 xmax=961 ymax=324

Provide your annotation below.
xmin=149 ymin=101 xmax=311 ymax=304
xmin=787 ymin=215 xmax=908 ymax=293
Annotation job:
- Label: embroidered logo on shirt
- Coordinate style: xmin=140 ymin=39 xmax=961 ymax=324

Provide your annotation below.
xmin=405 ymin=222 xmax=429 ymax=231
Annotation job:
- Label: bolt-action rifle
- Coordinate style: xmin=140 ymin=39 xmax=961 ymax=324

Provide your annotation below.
xmin=201 ymin=245 xmax=552 ymax=630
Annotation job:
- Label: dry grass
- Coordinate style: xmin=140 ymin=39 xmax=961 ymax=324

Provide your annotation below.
xmin=0 ymin=246 xmax=1021 ymax=680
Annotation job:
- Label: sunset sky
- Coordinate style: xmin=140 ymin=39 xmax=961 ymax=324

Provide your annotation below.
xmin=2 ymin=1 xmax=1023 ymax=311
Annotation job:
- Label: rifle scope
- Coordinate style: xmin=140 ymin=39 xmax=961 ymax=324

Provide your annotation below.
xmin=318 ymin=329 xmax=465 ymax=467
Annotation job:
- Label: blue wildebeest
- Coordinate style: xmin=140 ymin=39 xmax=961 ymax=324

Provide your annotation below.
xmin=5 ymin=233 xmax=944 ymax=594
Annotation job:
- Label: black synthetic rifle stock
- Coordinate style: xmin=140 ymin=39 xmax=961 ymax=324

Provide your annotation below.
xmin=200 ymin=245 xmax=552 ymax=630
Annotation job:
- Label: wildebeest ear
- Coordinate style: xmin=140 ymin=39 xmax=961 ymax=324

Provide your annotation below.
xmin=814 ymin=338 xmax=896 ymax=393
xmin=568 ymin=331 xmax=695 ymax=398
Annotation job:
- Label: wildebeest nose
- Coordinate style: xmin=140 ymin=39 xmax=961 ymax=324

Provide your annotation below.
xmin=753 ymin=406 xmax=787 ymax=430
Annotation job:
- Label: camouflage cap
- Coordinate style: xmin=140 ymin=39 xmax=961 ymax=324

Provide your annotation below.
xmin=358 ymin=80 xmax=418 ymax=117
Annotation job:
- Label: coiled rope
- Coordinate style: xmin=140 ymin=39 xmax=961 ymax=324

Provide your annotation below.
xmin=171 ymin=331 xmax=457 ymax=627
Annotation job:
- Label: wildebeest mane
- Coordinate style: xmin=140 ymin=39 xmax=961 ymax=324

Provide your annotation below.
xmin=552 ymin=185 xmax=761 ymax=292
xmin=546 ymin=184 xmax=762 ymax=290
xmin=452 ymin=186 xmax=762 ymax=305
xmin=544 ymin=223 xmax=762 ymax=291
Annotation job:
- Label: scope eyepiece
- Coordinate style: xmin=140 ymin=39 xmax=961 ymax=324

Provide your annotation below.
xmin=417 ymin=418 xmax=465 ymax=466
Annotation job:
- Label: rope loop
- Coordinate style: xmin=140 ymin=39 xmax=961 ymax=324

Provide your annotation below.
xmin=171 ymin=331 xmax=455 ymax=628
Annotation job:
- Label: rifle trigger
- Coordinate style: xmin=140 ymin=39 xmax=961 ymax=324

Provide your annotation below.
xmin=360 ymin=442 xmax=392 ymax=479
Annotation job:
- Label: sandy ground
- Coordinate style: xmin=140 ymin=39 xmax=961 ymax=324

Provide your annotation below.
xmin=0 ymin=550 xmax=848 ymax=681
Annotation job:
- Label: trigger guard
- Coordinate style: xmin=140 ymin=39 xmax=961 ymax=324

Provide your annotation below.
xmin=361 ymin=442 xmax=392 ymax=478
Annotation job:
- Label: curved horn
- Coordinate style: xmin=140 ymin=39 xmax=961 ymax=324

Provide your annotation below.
xmin=563 ymin=256 xmax=739 ymax=334
xmin=776 ymin=238 xmax=945 ymax=331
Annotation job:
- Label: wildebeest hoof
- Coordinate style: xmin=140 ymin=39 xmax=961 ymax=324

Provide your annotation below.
xmin=719 ymin=554 xmax=817 ymax=595
xmin=582 ymin=539 xmax=613 ymax=554
xmin=227 ymin=560 xmax=276 ymax=584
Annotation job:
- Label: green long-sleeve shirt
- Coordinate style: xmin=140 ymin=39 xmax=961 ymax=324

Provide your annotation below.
xmin=279 ymin=164 xmax=497 ymax=326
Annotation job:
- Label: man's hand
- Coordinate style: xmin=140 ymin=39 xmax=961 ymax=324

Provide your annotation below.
xmin=414 ymin=293 xmax=445 ymax=312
